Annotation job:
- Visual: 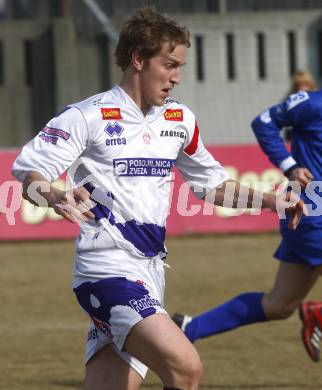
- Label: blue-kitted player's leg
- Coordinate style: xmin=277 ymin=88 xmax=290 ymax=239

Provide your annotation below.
xmin=176 ymin=292 xmax=267 ymax=342
xmin=173 ymin=262 xmax=318 ymax=342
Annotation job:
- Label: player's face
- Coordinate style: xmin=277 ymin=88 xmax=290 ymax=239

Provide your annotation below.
xmin=139 ymin=42 xmax=187 ymax=108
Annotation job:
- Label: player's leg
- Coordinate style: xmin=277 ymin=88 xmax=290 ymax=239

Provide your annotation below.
xmin=84 ymin=344 xmax=143 ymax=390
xmin=124 ymin=313 xmax=202 ymax=390
xmin=173 ymin=225 xmax=322 ymax=343
xmin=262 ymin=261 xmax=321 ymax=362
xmin=173 ymin=290 xmax=267 ymax=342
xmin=297 ymin=264 xmax=322 ymax=362
xmin=316 ymin=264 xmax=322 ymax=276
xmin=173 ymin=262 xmax=318 ymax=343
xmin=75 ymin=277 xmax=202 ymax=389
xmin=262 ymin=262 xmax=319 ymax=319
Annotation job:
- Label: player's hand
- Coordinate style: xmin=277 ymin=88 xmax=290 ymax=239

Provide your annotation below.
xmin=51 ymin=187 xmax=96 ymax=223
xmin=275 ymin=192 xmax=308 ymax=230
xmin=287 ymin=167 xmax=313 ymax=188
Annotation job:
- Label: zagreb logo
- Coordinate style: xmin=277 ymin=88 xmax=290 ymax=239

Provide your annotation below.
xmin=101 ymin=107 xmax=123 ymax=120
xmin=143 ymin=132 xmax=152 ymax=144
xmin=104 ymin=122 xmax=127 ymax=146
xmin=164 ymin=109 xmax=183 ymax=121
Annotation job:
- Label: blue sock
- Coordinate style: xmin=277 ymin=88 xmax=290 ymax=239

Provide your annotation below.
xmin=185 ymin=292 xmax=267 ymax=342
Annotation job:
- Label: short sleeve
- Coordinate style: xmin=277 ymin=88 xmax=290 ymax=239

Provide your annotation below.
xmin=176 ymin=108 xmax=229 ymax=199
xmin=12 ymin=106 xmax=89 ymax=182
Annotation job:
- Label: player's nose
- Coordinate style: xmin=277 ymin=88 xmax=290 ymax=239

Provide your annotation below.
xmin=171 ymin=68 xmax=181 ymax=85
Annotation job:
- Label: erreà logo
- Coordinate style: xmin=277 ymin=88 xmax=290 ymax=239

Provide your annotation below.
xmin=164 ymin=109 xmax=183 ymax=121
xmin=101 ymin=108 xmax=123 ymax=120
xmin=104 ymin=122 xmax=126 ymax=147
xmin=104 ymin=122 xmax=124 ymax=137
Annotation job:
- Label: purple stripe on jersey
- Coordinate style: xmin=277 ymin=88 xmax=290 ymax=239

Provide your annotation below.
xmin=74 ymin=277 xmax=162 ymax=326
xmin=39 ymin=133 xmax=58 ymax=145
xmin=116 ymin=220 xmax=166 ymax=257
xmin=41 ymin=126 xmax=70 ymax=140
xmin=83 ymin=183 xmax=166 ymax=257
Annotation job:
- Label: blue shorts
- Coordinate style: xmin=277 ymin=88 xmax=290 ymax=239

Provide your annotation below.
xmin=274 ymin=222 xmax=322 ymax=267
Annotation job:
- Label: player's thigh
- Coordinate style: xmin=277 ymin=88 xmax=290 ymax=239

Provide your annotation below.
xmin=266 ymin=262 xmax=319 ymax=305
xmin=124 ymin=313 xmax=202 ymax=384
xmin=84 ymin=344 xmax=143 ymax=390
xmin=315 ymin=264 xmax=322 ymax=276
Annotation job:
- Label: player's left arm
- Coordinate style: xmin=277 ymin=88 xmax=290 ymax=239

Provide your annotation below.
xmin=176 ymin=107 xmax=306 ymax=230
xmin=252 ymin=92 xmax=314 ymax=185
xmin=205 ymin=179 xmax=306 ymax=230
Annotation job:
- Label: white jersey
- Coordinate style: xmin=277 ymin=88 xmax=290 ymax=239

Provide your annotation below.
xmin=12 ymin=85 xmax=228 ymax=281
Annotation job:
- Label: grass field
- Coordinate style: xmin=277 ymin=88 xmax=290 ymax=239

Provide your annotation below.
xmin=1 ymin=234 xmax=322 ymax=390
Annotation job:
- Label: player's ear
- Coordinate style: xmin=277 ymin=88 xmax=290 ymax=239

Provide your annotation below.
xmin=131 ymin=49 xmax=144 ymax=71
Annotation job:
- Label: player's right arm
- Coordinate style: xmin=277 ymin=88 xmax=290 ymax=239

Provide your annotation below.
xmin=251 ymin=91 xmax=313 ymax=187
xmin=12 ymin=106 xmax=95 ymax=223
xmin=22 ymin=170 xmax=94 ymax=223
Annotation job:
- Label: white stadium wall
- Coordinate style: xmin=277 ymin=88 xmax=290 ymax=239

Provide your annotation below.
xmin=0 ymin=8 xmax=322 ymax=147
xmin=171 ymin=11 xmax=322 ymax=144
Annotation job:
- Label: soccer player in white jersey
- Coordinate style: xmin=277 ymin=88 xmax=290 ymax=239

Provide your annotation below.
xmin=12 ymin=7 xmax=304 ymax=390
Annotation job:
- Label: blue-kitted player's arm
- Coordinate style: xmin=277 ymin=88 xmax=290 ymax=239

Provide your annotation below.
xmin=251 ymin=91 xmax=314 ymax=181
xmin=251 ymin=100 xmax=295 ymax=174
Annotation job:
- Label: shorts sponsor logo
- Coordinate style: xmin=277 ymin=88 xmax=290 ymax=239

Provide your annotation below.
xmin=164 ymin=109 xmax=183 ymax=121
xmin=113 ymin=158 xmax=175 ymax=177
xmin=91 ymin=316 xmax=113 ymax=339
xmin=101 ymin=108 xmax=123 ymax=120
xmin=129 ymin=294 xmax=162 ymax=312
xmin=104 ymin=122 xmax=126 ymax=146
xmin=160 ymin=130 xmax=186 ymax=138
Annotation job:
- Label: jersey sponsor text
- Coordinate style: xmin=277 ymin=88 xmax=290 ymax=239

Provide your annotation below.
xmin=164 ymin=109 xmax=183 ymax=121
xmin=113 ymin=158 xmax=175 ymax=177
xmin=160 ymin=129 xmax=186 ymax=138
xmin=101 ymin=108 xmax=123 ymax=120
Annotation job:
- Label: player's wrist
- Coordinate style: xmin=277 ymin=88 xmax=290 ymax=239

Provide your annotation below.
xmin=284 ymin=164 xmax=299 ymax=179
xmin=47 ymin=186 xmax=66 ymax=209
xmin=262 ymin=192 xmax=277 ymax=212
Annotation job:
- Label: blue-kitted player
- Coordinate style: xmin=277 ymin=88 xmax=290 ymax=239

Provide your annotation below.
xmin=173 ymin=89 xmax=322 ymax=362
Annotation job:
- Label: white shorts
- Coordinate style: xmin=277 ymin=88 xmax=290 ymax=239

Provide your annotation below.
xmin=86 ymin=320 xmax=150 ymax=379
xmin=74 ymin=256 xmax=167 ymax=379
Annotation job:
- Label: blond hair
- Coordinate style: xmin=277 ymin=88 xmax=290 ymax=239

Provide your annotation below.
xmin=115 ymin=7 xmax=190 ymax=71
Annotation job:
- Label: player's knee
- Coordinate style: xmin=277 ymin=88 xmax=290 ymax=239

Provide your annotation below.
xmin=266 ymin=301 xmax=297 ymax=320
xmin=171 ymin=351 xmax=203 ymax=389
xmin=185 ymin=354 xmax=203 ymax=385
xmin=276 ymin=306 xmax=295 ymax=319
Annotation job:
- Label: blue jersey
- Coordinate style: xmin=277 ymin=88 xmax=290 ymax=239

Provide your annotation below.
xmin=252 ymin=90 xmax=322 ymax=227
